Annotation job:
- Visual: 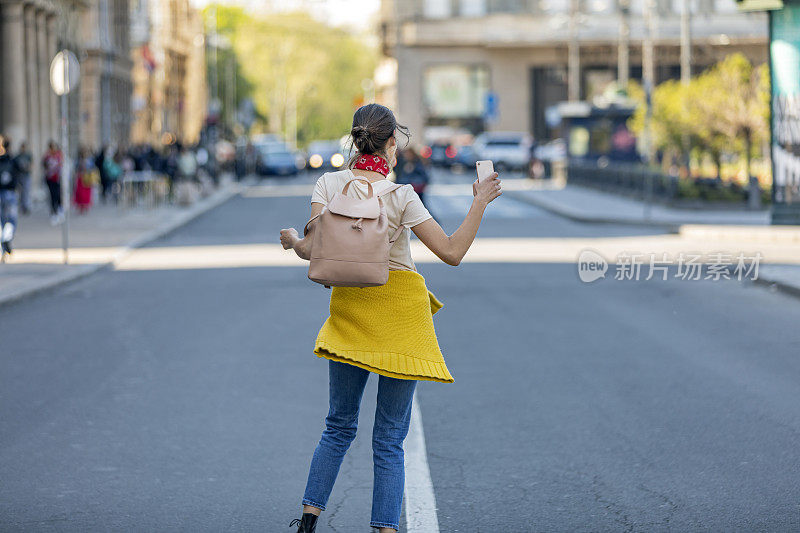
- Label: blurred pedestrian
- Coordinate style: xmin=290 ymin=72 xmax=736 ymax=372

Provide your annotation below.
xmin=175 ymin=145 xmax=198 ymax=206
xmin=73 ymin=147 xmax=98 ymax=214
xmin=95 ymin=145 xmax=109 ymax=202
xmin=13 ymin=141 xmax=32 ymax=214
xmin=0 ymin=136 xmax=19 ymax=256
xmin=164 ymin=144 xmax=179 ymax=203
xmin=178 ymin=145 xmax=197 ymax=182
xmin=280 ymin=103 xmax=503 ymax=533
xmin=101 ymin=146 xmax=122 ymax=204
xmin=397 ymin=146 xmax=431 ymax=210
xmin=42 ymin=140 xmax=64 ymax=224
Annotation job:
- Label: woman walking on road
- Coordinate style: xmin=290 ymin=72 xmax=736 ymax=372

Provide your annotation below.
xmin=74 ymin=147 xmax=98 ymax=214
xmin=42 ymin=141 xmax=64 ymax=224
xmin=280 ymin=103 xmax=502 ymax=533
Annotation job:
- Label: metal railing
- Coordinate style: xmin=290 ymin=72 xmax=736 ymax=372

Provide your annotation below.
xmin=566 ymin=159 xmax=679 ymax=201
xmin=118 ymin=171 xmax=170 ymax=210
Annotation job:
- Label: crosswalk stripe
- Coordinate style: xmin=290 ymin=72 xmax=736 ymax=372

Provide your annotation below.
xmin=426 ymin=194 xmax=540 ymax=220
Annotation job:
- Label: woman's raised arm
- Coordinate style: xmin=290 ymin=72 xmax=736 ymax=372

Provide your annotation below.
xmin=411 ymin=172 xmax=501 ymax=266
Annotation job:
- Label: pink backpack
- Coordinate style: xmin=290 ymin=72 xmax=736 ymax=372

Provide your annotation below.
xmin=303 ymin=178 xmax=406 ymax=288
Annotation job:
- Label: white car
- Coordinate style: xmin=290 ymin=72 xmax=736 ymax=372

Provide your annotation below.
xmin=473 ymin=131 xmax=534 ymax=171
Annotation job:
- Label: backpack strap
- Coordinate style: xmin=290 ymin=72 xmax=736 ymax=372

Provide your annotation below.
xmin=303 ymin=211 xmax=322 ymax=237
xmin=377 ymin=183 xmax=409 ymax=244
xmin=376 ymin=182 xmax=404 ymax=197
xmin=389 ymin=224 xmax=407 ymax=244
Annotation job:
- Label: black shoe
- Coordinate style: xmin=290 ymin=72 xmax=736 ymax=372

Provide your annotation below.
xmin=1 ymin=241 xmax=10 ymax=255
xmin=289 ymin=513 xmax=318 ymax=532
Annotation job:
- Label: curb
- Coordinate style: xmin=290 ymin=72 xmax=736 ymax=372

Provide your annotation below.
xmin=504 ymin=190 xmax=680 ymax=231
xmin=753 ymin=276 xmax=800 ymax=299
xmin=0 ymin=183 xmax=241 ymax=308
xmin=678 ymin=224 xmax=800 ymax=243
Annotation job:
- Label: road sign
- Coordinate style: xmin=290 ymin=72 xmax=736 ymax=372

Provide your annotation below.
xmin=484 ymin=92 xmax=499 ymax=123
xmin=49 ymin=50 xmax=80 ymax=96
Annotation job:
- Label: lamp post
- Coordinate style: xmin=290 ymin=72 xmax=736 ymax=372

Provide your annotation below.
xmin=567 ymin=0 xmax=580 ymax=101
xmin=680 ymin=0 xmax=692 ymax=176
xmin=643 ymin=0 xmax=657 ymax=220
xmin=49 ymin=49 xmax=80 ymax=264
xmin=618 ymin=0 xmax=631 ymax=88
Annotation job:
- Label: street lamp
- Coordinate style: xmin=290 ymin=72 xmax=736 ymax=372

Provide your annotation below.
xmin=52 ymin=0 xmax=83 ymax=264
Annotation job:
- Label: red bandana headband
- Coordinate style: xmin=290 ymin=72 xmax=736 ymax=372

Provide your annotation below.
xmin=352 ymin=154 xmax=390 ymax=177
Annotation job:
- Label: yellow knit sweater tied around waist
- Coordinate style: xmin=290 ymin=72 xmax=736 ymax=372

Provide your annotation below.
xmin=314 ymin=270 xmax=454 ymax=383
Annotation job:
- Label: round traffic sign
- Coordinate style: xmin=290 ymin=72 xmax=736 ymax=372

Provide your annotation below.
xmin=50 ymin=50 xmax=80 ymax=96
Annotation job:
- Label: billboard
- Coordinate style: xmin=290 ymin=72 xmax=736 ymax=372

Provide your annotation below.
xmin=422 ymin=65 xmax=489 ymax=119
xmin=771 ymin=4 xmax=800 ymax=223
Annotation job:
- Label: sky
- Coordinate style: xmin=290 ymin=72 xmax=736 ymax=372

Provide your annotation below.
xmin=189 ymin=0 xmax=381 ymax=31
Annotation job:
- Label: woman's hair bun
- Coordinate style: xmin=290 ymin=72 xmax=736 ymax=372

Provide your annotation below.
xmin=351 ymin=125 xmax=370 ymax=139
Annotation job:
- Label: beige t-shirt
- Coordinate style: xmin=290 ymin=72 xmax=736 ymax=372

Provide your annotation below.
xmin=311 ymin=169 xmax=433 ymax=272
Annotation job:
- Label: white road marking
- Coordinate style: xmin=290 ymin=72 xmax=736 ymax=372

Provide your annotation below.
xmin=109 ymin=236 xmax=800 ymax=271
xmin=427 ymin=194 xmax=540 ymax=220
xmin=404 ymin=394 xmax=440 ymax=533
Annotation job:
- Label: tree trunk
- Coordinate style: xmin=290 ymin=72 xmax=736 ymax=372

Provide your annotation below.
xmin=745 ymin=131 xmax=753 ymax=182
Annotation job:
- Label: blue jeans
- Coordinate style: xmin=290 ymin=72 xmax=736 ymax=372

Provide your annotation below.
xmin=303 ymin=360 xmax=417 ymax=531
xmin=0 ymin=189 xmax=18 ymax=236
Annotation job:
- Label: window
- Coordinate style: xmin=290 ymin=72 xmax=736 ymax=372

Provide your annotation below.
xmin=424 ymin=0 xmax=452 ymax=18
xmin=588 ymin=0 xmax=613 ymax=14
xmin=714 ymin=0 xmax=737 ymax=12
xmin=487 ymin=0 xmax=527 ymax=12
xmin=569 ymin=126 xmax=590 ymax=157
xmin=540 ymin=0 xmax=568 ymax=12
xmin=460 ymin=0 xmax=487 ymax=16
xmin=423 ymin=64 xmax=490 ymax=119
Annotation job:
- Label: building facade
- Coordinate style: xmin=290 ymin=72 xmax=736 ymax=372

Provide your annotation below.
xmin=0 ymin=0 xmax=130 ymax=191
xmin=79 ymin=0 xmax=132 ymax=150
xmin=0 ymin=0 xmax=65 ymax=182
xmin=380 ymin=0 xmax=769 ymax=141
xmin=129 ymin=0 xmax=206 ymax=146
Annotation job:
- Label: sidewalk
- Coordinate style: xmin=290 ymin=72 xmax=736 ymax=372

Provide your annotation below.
xmin=505 ymin=181 xmax=800 ymax=298
xmin=0 ymin=180 xmax=241 ymax=307
xmin=505 ymin=183 xmax=771 ymax=227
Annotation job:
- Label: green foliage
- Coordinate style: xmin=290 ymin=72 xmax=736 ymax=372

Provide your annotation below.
xmin=202 ymin=5 xmax=378 ymax=146
xmin=627 ymin=53 xmax=770 ymax=180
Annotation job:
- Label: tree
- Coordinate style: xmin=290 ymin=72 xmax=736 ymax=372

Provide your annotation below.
xmin=693 ymin=53 xmax=769 ymax=181
xmin=203 ymin=6 xmax=378 ymax=146
xmin=628 ymin=79 xmax=700 ymax=172
xmin=628 ymin=53 xmax=770 ymax=180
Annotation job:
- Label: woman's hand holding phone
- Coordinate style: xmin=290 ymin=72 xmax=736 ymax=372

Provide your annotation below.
xmin=473 ymin=160 xmax=502 ymax=207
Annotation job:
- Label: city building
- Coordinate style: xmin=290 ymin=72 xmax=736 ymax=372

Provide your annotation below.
xmin=130 ymin=0 xmax=207 ymax=146
xmin=380 ymin=0 xmax=769 ymax=141
xmin=79 ymin=0 xmax=133 ymax=150
xmin=0 ymin=0 xmax=71 ymax=183
xmin=1 ymin=0 xmax=130 ymax=190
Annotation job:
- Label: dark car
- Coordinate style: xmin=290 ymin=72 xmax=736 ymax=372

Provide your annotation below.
xmin=257 ymin=143 xmax=303 ymax=177
xmin=307 ymin=140 xmax=346 ymax=171
xmin=424 ymin=142 xmax=459 ymax=167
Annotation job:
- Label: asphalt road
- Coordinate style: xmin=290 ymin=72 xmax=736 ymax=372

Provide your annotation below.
xmin=1 ymin=168 xmax=799 ymax=532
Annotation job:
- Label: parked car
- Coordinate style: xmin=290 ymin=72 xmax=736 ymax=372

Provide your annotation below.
xmin=529 ymin=139 xmax=566 ymax=179
xmin=307 ymin=140 xmax=346 ymax=171
xmin=256 ymin=142 xmax=304 ymax=177
xmin=473 ymin=131 xmax=534 ymax=171
xmin=452 ymin=143 xmax=478 ymax=169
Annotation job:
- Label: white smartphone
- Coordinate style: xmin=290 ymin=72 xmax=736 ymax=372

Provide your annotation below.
xmin=476 ymin=160 xmax=494 ymax=182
